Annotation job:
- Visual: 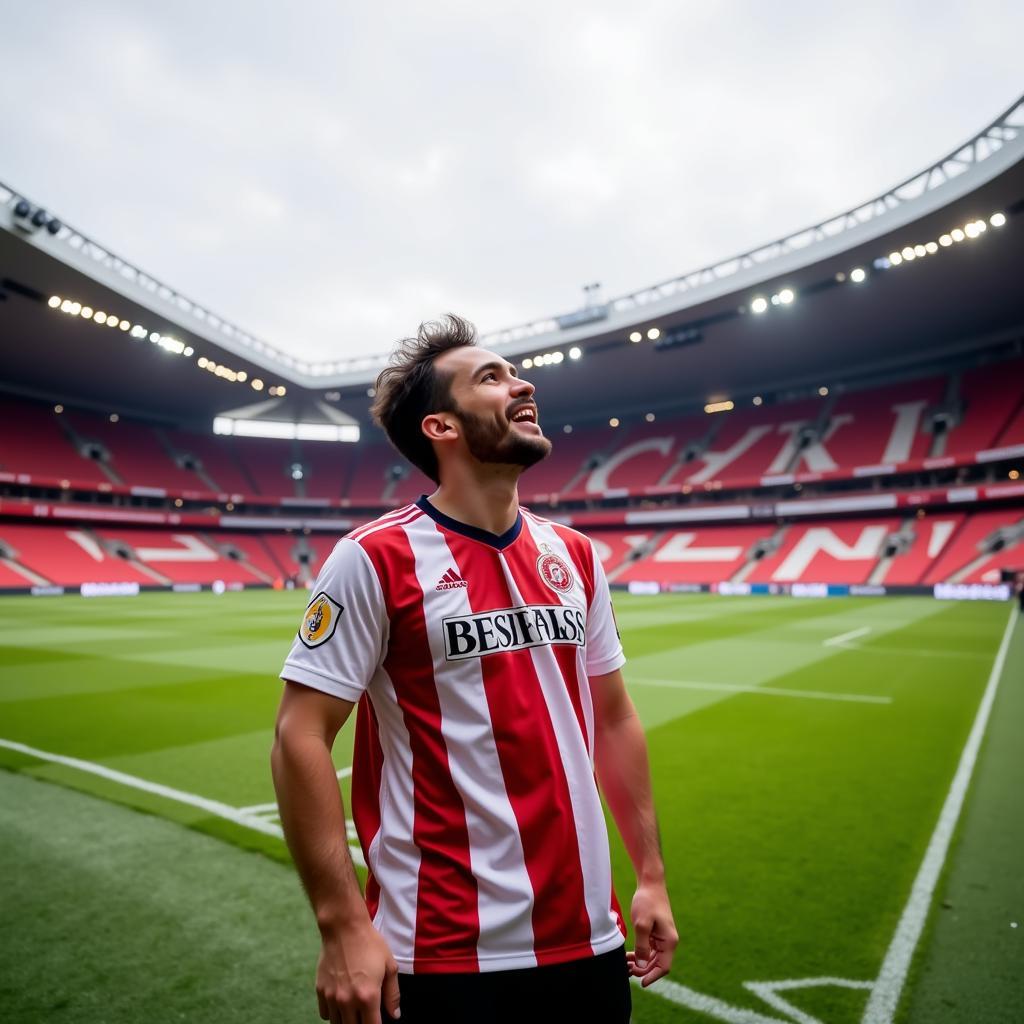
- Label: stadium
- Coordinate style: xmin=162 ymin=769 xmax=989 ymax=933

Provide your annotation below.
xmin=2 ymin=76 xmax=1022 ymax=1024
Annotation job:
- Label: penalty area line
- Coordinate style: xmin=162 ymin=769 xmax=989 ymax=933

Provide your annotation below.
xmin=0 ymin=737 xmax=366 ymax=867
xmin=861 ymin=604 xmax=1018 ymax=1024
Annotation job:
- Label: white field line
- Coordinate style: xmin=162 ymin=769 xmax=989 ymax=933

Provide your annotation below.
xmin=861 ymin=604 xmax=1018 ymax=1024
xmin=0 ymin=738 xmax=366 ymax=867
xmin=823 ymin=626 xmax=872 ymax=647
xmin=632 ymin=678 xmax=892 ymax=706
xmin=632 ymin=976 xmax=787 ymax=1023
xmin=745 ymin=977 xmax=873 ymax=1024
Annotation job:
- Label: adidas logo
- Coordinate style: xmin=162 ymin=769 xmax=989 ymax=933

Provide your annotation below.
xmin=436 ymin=567 xmax=468 ymax=591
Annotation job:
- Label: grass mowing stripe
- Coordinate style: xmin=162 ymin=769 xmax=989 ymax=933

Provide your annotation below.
xmin=0 ymin=737 xmax=284 ymax=841
xmin=632 ymin=677 xmax=892 ymax=705
xmin=862 ymin=605 xmax=1018 ymax=1024
xmin=0 ymin=771 xmax=318 ymax=1024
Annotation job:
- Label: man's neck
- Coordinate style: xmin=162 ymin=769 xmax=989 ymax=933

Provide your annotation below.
xmin=429 ymin=463 xmax=522 ymax=537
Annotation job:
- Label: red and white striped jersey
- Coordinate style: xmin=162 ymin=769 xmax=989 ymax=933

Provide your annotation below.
xmin=281 ymin=496 xmax=627 ymax=974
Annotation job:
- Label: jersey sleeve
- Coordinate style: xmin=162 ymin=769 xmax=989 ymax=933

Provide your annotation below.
xmin=584 ymin=539 xmax=626 ymax=677
xmin=279 ymin=538 xmax=387 ymax=703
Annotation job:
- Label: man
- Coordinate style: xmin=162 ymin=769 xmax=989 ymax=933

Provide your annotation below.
xmin=272 ymin=314 xmax=677 ymax=1023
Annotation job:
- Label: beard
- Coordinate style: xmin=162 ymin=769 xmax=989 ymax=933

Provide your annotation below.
xmin=456 ymin=405 xmax=552 ymax=470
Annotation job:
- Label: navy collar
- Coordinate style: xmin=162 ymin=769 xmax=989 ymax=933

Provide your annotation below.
xmin=416 ymin=495 xmax=523 ymax=550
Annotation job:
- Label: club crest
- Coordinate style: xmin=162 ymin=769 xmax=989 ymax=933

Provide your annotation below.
xmin=536 ymin=544 xmax=575 ymax=595
xmin=299 ymin=591 xmax=344 ymax=649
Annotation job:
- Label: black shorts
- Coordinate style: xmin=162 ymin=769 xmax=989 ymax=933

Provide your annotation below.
xmin=384 ymin=945 xmax=632 ymax=1024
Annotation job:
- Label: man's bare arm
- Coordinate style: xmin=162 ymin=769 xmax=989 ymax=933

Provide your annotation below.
xmin=271 ymin=680 xmax=400 ymax=1022
xmin=591 ymin=668 xmax=678 ymax=987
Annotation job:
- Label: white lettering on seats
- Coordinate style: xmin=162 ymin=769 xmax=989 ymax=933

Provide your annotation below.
xmin=768 ymin=415 xmax=854 ymax=474
xmin=654 ymin=532 xmax=744 ymax=563
xmin=585 ymin=437 xmax=674 ymax=493
xmin=685 ymin=426 xmax=773 ymax=484
xmin=134 ymin=534 xmax=219 ymax=562
xmin=882 ymin=401 xmax=928 ymax=465
xmin=773 ymin=526 xmax=889 ymax=581
xmin=927 ymin=520 xmax=958 ymax=558
xmin=65 ymin=530 xmax=106 ymax=562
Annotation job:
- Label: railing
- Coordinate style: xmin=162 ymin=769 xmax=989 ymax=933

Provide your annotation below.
xmin=3 ymin=93 xmax=1022 ymax=379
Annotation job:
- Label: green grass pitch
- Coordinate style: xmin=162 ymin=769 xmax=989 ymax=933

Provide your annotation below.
xmin=0 ymin=590 xmax=1020 ymax=1023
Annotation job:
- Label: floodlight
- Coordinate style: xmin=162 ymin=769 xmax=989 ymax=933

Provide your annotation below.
xmin=647 ymin=328 xmax=660 ymax=340
xmin=889 ymin=252 xmax=902 ymax=265
xmin=48 ymin=295 xmax=61 ymax=308
xmin=68 ymin=302 xmax=81 ymax=315
xmin=818 ymin=386 xmax=829 ymax=396
xmin=925 ymin=241 xmax=938 ymax=254
xmin=645 ymin=412 xmax=655 ymax=422
xmin=704 ymin=400 xmax=734 ymax=414
xmin=939 ymin=235 xmax=952 ymax=247
xmin=522 ymin=357 xmax=533 ymax=369
xmin=752 ymin=396 xmax=763 ymax=406
xmin=569 ymin=346 xmax=582 ymax=360
xmin=901 ymin=247 xmax=915 ymax=260
xmin=913 ymin=245 xmax=926 ymax=258
xmin=609 ymin=417 xmax=620 ymax=427
xmin=990 ymin=212 xmax=1006 ymax=227
xmin=965 ymin=222 xmax=980 ymax=238
xmin=850 ymin=268 xmax=866 ymax=283
xmin=751 ymin=296 xmax=768 ymax=314
xmin=237 ymin=370 xmax=247 ymax=382
xmin=629 ymin=331 xmax=642 ymax=343
xmin=778 ymin=288 xmax=794 ymax=304
xmin=80 ymin=306 xmax=93 ymax=318
xmin=951 ymin=228 xmax=965 ymax=242
xmin=552 ymin=351 xmax=564 ymax=363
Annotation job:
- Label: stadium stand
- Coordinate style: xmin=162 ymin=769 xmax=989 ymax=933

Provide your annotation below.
xmin=583 ymin=414 xmax=707 ymax=494
xmin=346 ymin=441 xmax=434 ymax=505
xmin=0 ymin=398 xmax=107 ymax=484
xmin=942 ymin=359 xmax=1024 ymax=458
xmin=261 ymin=532 xmax=333 ymax=581
xmin=162 ymin=429 xmax=253 ymax=495
xmin=64 ymin=409 xmax=206 ymax=491
xmin=923 ymin=508 xmax=1024 ymax=585
xmin=231 ymin=437 xmax=299 ymax=499
xmin=0 ymin=523 xmax=154 ymax=585
xmin=297 ymin=441 xmax=359 ymax=500
xmin=873 ymin=513 xmax=967 ymax=586
xmin=614 ymin=525 xmax=771 ymax=585
xmin=522 ymin=424 xmax=621 ymax=499
xmin=92 ymin=528 xmax=271 ymax=585
xmin=823 ymin=378 xmax=946 ymax=469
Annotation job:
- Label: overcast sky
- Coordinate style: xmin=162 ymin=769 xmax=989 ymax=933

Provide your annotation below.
xmin=2 ymin=1 xmax=1021 ymax=361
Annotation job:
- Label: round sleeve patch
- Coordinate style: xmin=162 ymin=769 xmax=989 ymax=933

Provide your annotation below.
xmin=299 ymin=592 xmax=344 ymax=649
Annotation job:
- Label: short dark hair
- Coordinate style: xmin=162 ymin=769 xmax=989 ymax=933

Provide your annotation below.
xmin=371 ymin=313 xmax=477 ymax=483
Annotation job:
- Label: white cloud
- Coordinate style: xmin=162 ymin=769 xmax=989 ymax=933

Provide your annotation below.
xmin=1 ymin=1 xmax=1021 ymax=361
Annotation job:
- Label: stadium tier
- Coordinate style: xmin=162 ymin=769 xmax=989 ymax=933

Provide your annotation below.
xmin=1 ymin=509 xmax=1020 ymax=591
xmin=0 ymin=397 xmax=108 ymax=485
xmin=6 ymin=355 xmax=1020 ymax=504
xmin=63 ymin=408 xmax=207 ymax=491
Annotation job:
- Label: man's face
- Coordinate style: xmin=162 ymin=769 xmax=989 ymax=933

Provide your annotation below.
xmin=433 ymin=347 xmax=552 ymax=470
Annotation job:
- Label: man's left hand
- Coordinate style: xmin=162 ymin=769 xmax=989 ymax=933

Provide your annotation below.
xmin=627 ymin=882 xmax=678 ymax=987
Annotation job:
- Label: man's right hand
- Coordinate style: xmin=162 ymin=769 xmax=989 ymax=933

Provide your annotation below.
xmin=315 ymin=922 xmax=401 ymax=1023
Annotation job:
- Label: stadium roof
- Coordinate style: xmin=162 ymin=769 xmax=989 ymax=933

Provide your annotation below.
xmin=1 ymin=95 xmax=1022 ymax=432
